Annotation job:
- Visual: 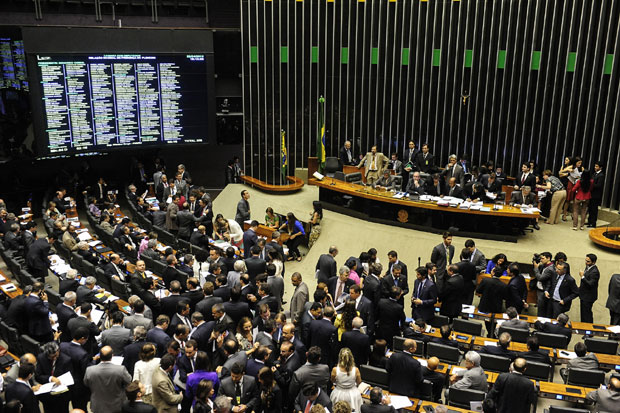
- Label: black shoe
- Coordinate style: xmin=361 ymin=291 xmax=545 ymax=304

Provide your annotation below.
xmin=533 ymin=223 xmax=540 ymax=230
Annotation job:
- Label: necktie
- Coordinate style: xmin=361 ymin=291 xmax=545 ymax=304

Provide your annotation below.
xmin=304 ymin=401 xmax=312 ymax=413
xmin=50 ymin=360 xmax=56 ymax=377
xmin=336 ymin=280 xmax=344 ymax=302
xmin=522 ymin=174 xmax=526 ymax=184
xmin=235 ymin=382 xmax=242 ymax=405
xmin=417 ymin=281 xmax=424 ymax=298
xmin=371 ymin=155 xmax=376 ymax=170
xmin=190 ymin=357 xmax=195 ymax=372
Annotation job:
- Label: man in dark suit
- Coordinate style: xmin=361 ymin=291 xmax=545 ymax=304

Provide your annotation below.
xmin=162 ymin=255 xmax=185 ymax=290
xmin=68 ymin=303 xmax=100 ymax=356
xmin=189 ymin=225 xmax=209 ymax=249
xmin=308 ymin=307 xmax=338 ymax=367
xmin=438 ymin=265 xmax=464 ymax=321
xmin=457 ymin=249 xmax=478 ymax=305
xmin=122 ymin=381 xmax=157 ymax=413
xmin=5 ymin=362 xmax=39 ymax=413
xmin=414 ymin=143 xmax=435 ymax=173
xmin=224 ymin=286 xmax=253 ymax=326
xmin=477 ymin=271 xmax=507 ymax=314
xmin=443 ymin=177 xmax=464 ymax=199
xmin=123 ymin=327 xmax=148 ymax=376
xmin=363 ymin=263 xmax=383 ymax=309
xmin=60 ymin=327 xmax=94 ymax=410
xmin=478 ymin=332 xmax=517 ymax=361
xmin=243 ymin=221 xmax=259 ymax=259
xmin=196 ymin=282 xmax=224 ymax=322
xmin=315 ymin=246 xmax=338 ymax=284
xmin=381 ymin=262 xmax=409 ymax=306
xmin=481 ymin=172 xmax=502 ymax=194
xmin=57 ymin=291 xmax=78 ymax=342
xmin=273 ymin=341 xmax=302 ymax=411
xmin=578 ymin=253 xmax=600 ymax=323
xmin=506 ymin=264 xmax=528 ymax=314
xmin=245 ymin=246 xmax=267 ymax=283
xmin=376 ymin=286 xmax=406 ymax=346
xmin=146 ymin=315 xmax=171 ymax=358
xmin=294 ymin=382 xmax=332 ymax=413
xmin=256 ymin=283 xmax=279 ymax=315
xmin=182 ymin=277 xmax=204 ymax=311
xmin=327 ymin=268 xmax=355 ymax=307
xmin=235 ymin=190 xmax=251 ymax=229
xmin=299 ymin=302 xmax=323 ymax=347
xmin=213 ymin=275 xmax=232 ymax=303
xmin=348 ymin=285 xmax=375 ymax=334
xmin=411 ymin=266 xmax=438 ymax=323
xmin=76 ymin=276 xmax=106 ymax=306
xmin=167 ymin=300 xmax=192 ymax=336
xmin=339 ymin=140 xmax=356 ymax=166
xmin=104 ymin=254 xmax=128 ymax=282
xmin=509 ymin=185 xmax=537 ymax=207
xmin=422 ymin=357 xmax=445 ymax=403
xmin=25 ymin=282 xmax=54 ymax=343
xmin=218 ymin=362 xmax=260 ymax=413
xmin=430 ymin=232 xmax=455 ymax=291
xmin=59 ymin=270 xmax=80 ymax=296
xmin=188 ymin=312 xmax=214 ymax=352
xmin=517 ymin=336 xmax=552 ymax=365
xmin=513 ymin=163 xmax=537 ymax=191
xmin=386 ymin=339 xmax=423 ymax=397
xmin=430 ymin=325 xmax=459 ymax=348
xmin=35 ymin=341 xmax=72 ymax=412
xmin=26 ymin=234 xmax=55 ymax=281
xmin=402 ymin=141 xmax=418 ymax=189
xmin=607 ymin=272 xmax=620 ymax=325
xmin=160 ymin=281 xmax=184 ymax=319
xmin=362 ymin=387 xmax=397 ymax=413
xmin=545 ymin=261 xmax=579 ymax=318
xmin=587 ymin=161 xmax=605 ymax=227
xmin=212 ymin=302 xmax=235 ymax=333
xmin=176 ymin=204 xmax=197 ymax=241
xmin=534 ymin=312 xmax=572 ymax=341
xmin=486 ymin=358 xmax=537 ymax=413
xmin=341 ymin=317 xmax=371 ymax=366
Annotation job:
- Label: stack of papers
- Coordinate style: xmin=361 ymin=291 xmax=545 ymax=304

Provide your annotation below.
xmin=484 ymin=341 xmax=498 ymax=347
xmin=461 ymin=304 xmax=476 ymax=314
xmin=77 ymin=232 xmax=92 ymax=241
xmin=559 ymin=350 xmax=577 ymax=359
xmin=388 ymin=395 xmax=413 ymax=409
xmin=607 ymin=325 xmax=620 ymax=334
xmin=88 ymin=240 xmax=102 ymax=247
xmin=536 ymin=317 xmax=551 ymax=324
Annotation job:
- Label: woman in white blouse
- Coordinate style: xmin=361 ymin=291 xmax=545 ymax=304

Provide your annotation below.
xmin=132 ymin=343 xmax=160 ymax=405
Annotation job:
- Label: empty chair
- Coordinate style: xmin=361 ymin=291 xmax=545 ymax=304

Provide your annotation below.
xmin=566 ymin=368 xmax=605 ymax=387
xmin=419 ymin=379 xmax=434 ymax=401
xmin=533 ymin=332 xmax=569 ymax=349
xmin=359 ymin=365 xmax=389 ymax=389
xmin=344 ymin=172 xmax=363 ymax=185
xmin=547 ymin=406 xmax=591 ymax=413
xmin=20 ymin=270 xmax=36 ymax=286
xmin=498 ymin=325 xmax=530 ymax=343
xmin=0 ymin=321 xmax=22 ymax=355
xmin=81 ymin=260 xmax=96 ymax=278
xmin=392 ymin=175 xmax=403 ymax=191
xmin=584 ymin=337 xmax=618 ymax=355
xmin=111 ymin=278 xmax=130 ymax=300
xmin=523 ymin=360 xmax=552 ymax=381
xmin=430 ymin=315 xmax=450 ymax=328
xmin=177 ymin=238 xmax=192 ymax=253
xmin=333 ymin=171 xmax=346 ymax=181
xmin=479 ymin=353 xmax=511 ymax=373
xmin=45 ymin=287 xmax=62 ymax=308
xmin=324 ymin=157 xmax=342 ymax=178
xmin=427 ymin=342 xmax=461 ymax=364
xmin=447 ymin=388 xmax=486 ymax=409
xmin=95 ymin=267 xmax=111 ymax=292
xmin=20 ymin=335 xmax=41 ymax=355
xmin=453 ymin=318 xmax=483 ymax=336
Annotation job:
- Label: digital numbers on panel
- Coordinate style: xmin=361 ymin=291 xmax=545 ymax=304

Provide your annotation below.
xmin=36 ymin=54 xmax=208 ymax=154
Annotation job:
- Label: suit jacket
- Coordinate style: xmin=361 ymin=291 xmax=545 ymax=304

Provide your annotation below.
xmin=25 ymin=295 xmax=53 ymax=337
xmin=165 ymin=202 xmax=179 ymax=231
xmin=591 ymin=170 xmax=605 ymax=200
xmin=451 ymin=366 xmax=488 ymax=391
xmin=327 ymin=277 xmax=355 ymax=304
xmin=476 ymin=277 xmax=508 ymax=313
xmin=224 ymin=301 xmax=252 ymax=326
xmin=431 ymin=242 xmax=455 ymax=279
xmin=479 ymin=345 xmax=517 ymax=361
xmin=376 ymin=175 xmax=395 ymax=190
xmin=308 ymin=318 xmax=338 ymax=365
xmin=509 ymin=191 xmax=537 ymax=206
xmin=84 ymin=362 xmax=132 ymax=413
xmin=257 ymin=295 xmax=279 ymax=315
xmin=443 ymin=184 xmax=465 ymax=199
xmin=500 ymin=318 xmax=530 ymax=331
xmin=358 ymin=152 xmax=389 ymax=177
xmin=189 ymin=230 xmax=209 ymax=248
xmin=290 ymin=363 xmax=331 ymax=398
xmin=470 ymin=249 xmax=487 ymax=274
xmin=404 ymin=148 xmax=418 ymax=168
xmin=245 ymin=256 xmax=267 ymax=282
xmin=443 ymin=163 xmax=465 ymax=187
xmin=26 ymin=238 xmax=52 ymax=270
xmin=439 ymin=274 xmax=465 ymax=318
xmin=487 ymin=372 xmax=537 ymax=413
xmin=414 ymin=151 xmax=435 ymax=173
xmin=218 ymin=375 xmax=260 ymax=411
xmin=5 ymin=381 xmax=39 ymax=413
xmin=362 ymin=274 xmax=382 ymax=309
xmin=290 ymin=282 xmax=309 ymax=324
xmin=586 ymin=386 xmax=620 ymax=412
xmin=546 ymin=273 xmax=579 ymax=311
xmin=56 ymin=302 xmax=78 ymax=342
xmin=423 ymin=367 xmax=445 ymax=403
xmin=59 ymin=278 xmax=80 ymax=297
xmin=294 ymin=388 xmax=332 ymax=413
xmin=376 ymin=298 xmax=406 ymax=342
xmin=516 ymin=349 xmax=551 ymax=365
xmin=176 ymin=210 xmax=197 ymax=239
xmin=146 ymin=327 xmax=171 ymax=357
xmin=121 ymin=401 xmax=157 ymax=413
xmin=515 ymin=172 xmax=537 ymax=190
xmin=101 ymin=325 xmax=132 ymax=356
xmin=341 ymin=329 xmax=371 ymax=365
xmin=123 ymin=313 xmax=154 ymax=334
xmin=315 ymin=254 xmax=337 ymax=284
xmin=235 ymin=199 xmax=251 ymax=225
xmin=534 ymin=321 xmax=572 ymax=341
xmin=405 ymin=178 xmax=426 ymax=195
xmin=35 ymin=350 xmax=72 ymax=386
xmin=412 ymin=278 xmax=438 ymax=322
xmin=567 ymin=353 xmax=600 ymax=370
xmin=507 ymin=274 xmax=528 ymax=313
xmin=60 ymin=341 xmax=93 ymax=390
xmin=151 ymin=367 xmax=183 ymax=413
xmin=606 ymin=273 xmax=620 ymax=313
xmin=579 ymin=265 xmax=600 ymax=303
xmin=339 ymin=146 xmax=356 ymax=166
xmin=67 ymin=316 xmax=100 ymax=356
xmin=160 ymin=294 xmax=185 ymax=319
xmin=386 ymin=351 xmax=423 ymax=397
xmin=355 ymin=295 xmax=376 ymax=332
xmin=77 ymin=285 xmax=106 ymax=306
xmin=242 ymin=229 xmax=259 ymax=258
xmin=122 ymin=341 xmax=146 ymax=376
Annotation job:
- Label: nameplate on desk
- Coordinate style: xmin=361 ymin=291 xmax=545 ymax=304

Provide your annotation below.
xmin=1 ymin=283 xmax=17 ymax=292
xmin=312 ymin=171 xmax=324 ymax=180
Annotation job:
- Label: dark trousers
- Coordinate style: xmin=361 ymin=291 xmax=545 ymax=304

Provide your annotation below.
xmin=463 ymin=281 xmax=475 ymax=305
xmin=610 ymin=310 xmax=620 ymax=326
xmin=551 ymin=300 xmax=569 ymax=319
xmin=580 ymin=300 xmax=594 ymax=323
xmin=71 ymin=386 xmax=90 ymax=411
xmin=40 ymin=393 xmax=70 ymax=413
xmin=536 ymin=291 xmax=551 ymax=317
xmin=587 ymin=198 xmax=601 ymax=226
xmin=286 ymin=235 xmax=304 ymax=258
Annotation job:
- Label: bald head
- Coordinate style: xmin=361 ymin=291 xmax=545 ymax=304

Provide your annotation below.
xmin=100 ymin=346 xmax=113 ymax=361
xmin=352 ymin=317 xmax=363 ymax=329
xmin=498 ymin=332 xmax=511 ymax=349
xmin=513 ymin=357 xmax=527 ymax=373
xmin=427 ymin=356 xmax=440 ymax=371
xmin=610 ymin=377 xmax=620 ymax=391
xmin=403 ymin=339 xmax=417 ymax=353
xmin=21 ymin=353 xmax=36 ymax=365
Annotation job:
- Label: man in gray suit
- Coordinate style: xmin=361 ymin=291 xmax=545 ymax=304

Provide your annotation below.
xmin=464 ymin=239 xmax=487 ymax=274
xmin=448 ymin=351 xmax=488 ymax=395
xmin=496 ymin=307 xmax=530 ymax=337
xmin=315 ymin=245 xmax=338 ymax=284
xmin=176 ymin=203 xmax=198 ymax=241
xmin=586 ymin=376 xmax=620 ymax=412
xmin=442 ymin=154 xmax=465 ymax=188
xmin=290 ymin=272 xmax=309 ymax=324
xmin=123 ymin=299 xmax=154 ymax=334
xmin=235 ymin=190 xmax=251 ymax=228
xmin=430 ymin=232 xmax=455 ymax=290
xmin=101 ymin=311 xmax=132 ymax=356
xmin=84 ymin=346 xmax=132 ymax=413
xmin=219 ymin=339 xmax=248 ymax=379
xmin=289 ymin=346 xmax=330 ymax=398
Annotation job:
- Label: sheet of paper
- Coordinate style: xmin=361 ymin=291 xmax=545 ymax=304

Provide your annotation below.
xmin=58 ymin=371 xmax=74 ymax=386
xmin=417 ymin=358 xmax=428 ymax=367
xmin=606 ymin=325 xmax=620 ymax=334
xmin=34 ymin=382 xmax=57 ymax=395
xmin=484 ymin=341 xmax=498 ymax=347
xmin=111 ymin=356 xmax=124 ymax=365
xmin=88 ymin=240 xmax=102 ymax=247
xmin=558 ymin=350 xmax=577 ymax=359
xmin=461 ymin=304 xmax=475 ymax=314
xmin=451 ymin=367 xmax=466 ymax=376
xmin=536 ymin=317 xmax=551 ymax=324
xmin=77 ymin=232 xmax=92 ymax=241
xmin=388 ymin=395 xmax=413 ymax=409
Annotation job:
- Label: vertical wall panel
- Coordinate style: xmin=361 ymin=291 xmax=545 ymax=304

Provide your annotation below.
xmin=242 ymin=0 xmax=620 ymax=209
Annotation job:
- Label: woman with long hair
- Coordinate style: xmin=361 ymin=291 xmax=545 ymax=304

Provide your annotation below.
xmin=333 ymin=300 xmax=359 ymax=341
xmin=330 ymin=348 xmax=362 ymax=412
xmin=279 ymin=212 xmax=305 ymax=261
xmin=257 ymin=366 xmax=282 ymax=413
xmin=571 ymin=169 xmax=593 ymax=230
xmin=486 ymin=253 xmax=508 ymax=276
xmin=235 ymin=317 xmax=255 ymax=351
xmin=308 ymin=201 xmax=323 ymax=249
xmin=133 ymin=343 xmax=160 ymax=405
xmin=345 ymin=259 xmax=360 ymax=285
xmin=193 ymin=380 xmax=214 ymax=413
xmin=186 ymin=352 xmax=219 ymax=405
xmin=563 ymin=156 xmax=583 ymax=221
xmin=268 ymin=249 xmax=284 ymax=277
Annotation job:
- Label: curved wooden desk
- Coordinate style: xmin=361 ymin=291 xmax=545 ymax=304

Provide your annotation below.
xmin=589 ymin=227 xmax=620 ymax=250
xmin=241 ymin=175 xmax=304 ymax=193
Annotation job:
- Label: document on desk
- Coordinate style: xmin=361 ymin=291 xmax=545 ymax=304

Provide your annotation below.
xmin=484 ymin=341 xmax=498 ymax=347
xmin=558 ymin=350 xmax=577 ymax=359
xmin=462 ymin=304 xmax=476 ymax=314
xmin=607 ymin=325 xmax=620 ymax=334
xmin=389 ymin=395 xmax=413 ymax=409
xmin=536 ymin=317 xmax=551 ymax=324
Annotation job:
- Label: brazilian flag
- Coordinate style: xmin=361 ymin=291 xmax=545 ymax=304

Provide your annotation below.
xmin=317 ymin=96 xmax=326 ymax=173
xmin=280 ymin=129 xmax=288 ymax=181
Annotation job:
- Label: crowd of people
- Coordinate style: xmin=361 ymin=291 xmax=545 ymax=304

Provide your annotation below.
xmin=0 ymin=150 xmax=618 ymax=413
xmin=341 ymin=141 xmax=606 ymax=231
